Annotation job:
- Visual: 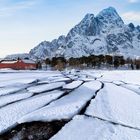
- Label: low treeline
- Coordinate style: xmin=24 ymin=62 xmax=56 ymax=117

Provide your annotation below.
xmin=39 ymin=55 xmax=140 ymax=70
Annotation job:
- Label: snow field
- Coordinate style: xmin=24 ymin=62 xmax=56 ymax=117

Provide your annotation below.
xmin=85 ymin=83 xmax=140 ymax=129
xmin=18 ymin=81 xmax=102 ymax=123
xmin=0 ymin=90 xmax=65 ymax=134
xmin=51 ymin=115 xmax=140 ymax=140
xmin=62 ymin=80 xmax=83 ymax=90
xmin=0 ymin=70 xmax=140 ymax=139
xmin=27 ymin=82 xmax=65 ymax=93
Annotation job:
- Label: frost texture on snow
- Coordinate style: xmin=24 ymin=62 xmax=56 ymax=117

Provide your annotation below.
xmin=18 ymin=81 xmax=102 ymax=123
xmin=122 ymin=84 xmax=140 ymax=95
xmin=0 ymin=70 xmax=140 ymax=139
xmin=62 ymin=81 xmax=83 ymax=90
xmin=98 ymin=70 xmax=140 ymax=85
xmin=85 ymin=83 xmax=140 ymax=129
xmin=0 ymin=90 xmax=65 ymax=134
xmin=51 ymin=115 xmax=140 ymax=140
xmin=0 ymin=91 xmax=33 ymax=107
xmin=27 ymin=82 xmax=65 ymax=93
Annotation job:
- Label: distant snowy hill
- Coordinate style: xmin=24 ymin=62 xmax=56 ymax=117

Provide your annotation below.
xmin=8 ymin=7 xmax=140 ymax=60
xmin=5 ymin=53 xmax=31 ymax=60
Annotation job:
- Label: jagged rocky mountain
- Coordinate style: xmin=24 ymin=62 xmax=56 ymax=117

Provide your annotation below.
xmin=10 ymin=7 xmax=140 ymax=60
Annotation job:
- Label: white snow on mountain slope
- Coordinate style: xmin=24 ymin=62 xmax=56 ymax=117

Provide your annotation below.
xmin=85 ymin=83 xmax=140 ymax=129
xmin=0 ymin=90 xmax=65 ymax=134
xmin=51 ymin=115 xmax=140 ymax=140
xmin=30 ymin=36 xmax=66 ymax=59
xmin=18 ymin=81 xmax=102 ymax=123
xmin=26 ymin=7 xmax=140 ymax=59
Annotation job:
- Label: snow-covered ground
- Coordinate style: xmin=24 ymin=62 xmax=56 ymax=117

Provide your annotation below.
xmin=51 ymin=115 xmax=140 ymax=140
xmin=18 ymin=81 xmax=102 ymax=123
xmin=0 ymin=69 xmax=140 ymax=139
xmin=0 ymin=90 xmax=65 ymax=134
xmin=85 ymin=83 xmax=140 ymax=129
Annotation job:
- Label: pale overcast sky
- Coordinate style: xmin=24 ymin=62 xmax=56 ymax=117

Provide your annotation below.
xmin=0 ymin=0 xmax=140 ymax=57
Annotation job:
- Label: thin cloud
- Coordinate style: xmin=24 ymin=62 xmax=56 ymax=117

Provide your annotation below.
xmin=0 ymin=0 xmax=38 ymax=17
xmin=122 ymin=11 xmax=140 ymax=24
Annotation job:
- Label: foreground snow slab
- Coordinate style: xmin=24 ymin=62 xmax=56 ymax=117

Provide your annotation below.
xmin=18 ymin=81 xmax=102 ymax=123
xmin=50 ymin=77 xmax=70 ymax=83
xmin=51 ymin=115 xmax=140 ymax=140
xmin=0 ymin=91 xmax=33 ymax=107
xmin=27 ymin=82 xmax=65 ymax=93
xmin=121 ymin=84 xmax=140 ymax=95
xmin=99 ymin=70 xmax=140 ymax=85
xmin=0 ymin=70 xmax=62 ymax=87
xmin=85 ymin=83 xmax=140 ymax=129
xmin=0 ymin=85 xmax=29 ymax=96
xmin=0 ymin=90 xmax=64 ymax=134
xmin=112 ymin=80 xmax=125 ymax=85
xmin=0 ymin=78 xmax=37 ymax=87
xmin=78 ymin=77 xmax=95 ymax=82
xmin=62 ymin=81 xmax=83 ymax=90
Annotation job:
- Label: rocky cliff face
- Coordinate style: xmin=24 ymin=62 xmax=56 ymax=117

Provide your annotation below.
xmin=29 ymin=7 xmax=140 ymax=59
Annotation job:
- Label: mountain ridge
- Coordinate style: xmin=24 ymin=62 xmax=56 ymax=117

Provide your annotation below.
xmin=6 ymin=7 xmax=140 ymax=60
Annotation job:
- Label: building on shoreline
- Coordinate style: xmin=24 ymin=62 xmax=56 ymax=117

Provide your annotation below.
xmin=0 ymin=59 xmax=37 ymax=70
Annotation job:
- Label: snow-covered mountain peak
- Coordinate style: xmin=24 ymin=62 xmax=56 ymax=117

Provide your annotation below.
xmin=96 ymin=7 xmax=124 ymax=30
xmin=82 ymin=13 xmax=94 ymax=21
xmin=67 ymin=13 xmax=99 ymax=38
xmin=97 ymin=7 xmax=121 ymax=20
xmin=98 ymin=7 xmax=118 ymax=15
xmin=8 ymin=7 xmax=140 ymax=60
xmin=136 ymin=25 xmax=140 ymax=32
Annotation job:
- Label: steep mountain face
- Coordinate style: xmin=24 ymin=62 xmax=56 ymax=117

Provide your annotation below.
xmin=30 ymin=36 xmax=66 ymax=59
xmin=30 ymin=7 xmax=140 ymax=59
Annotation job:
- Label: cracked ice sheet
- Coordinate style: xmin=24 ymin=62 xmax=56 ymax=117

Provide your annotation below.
xmin=0 ymin=70 xmax=61 ymax=77
xmin=27 ymin=82 xmax=65 ymax=93
xmin=18 ymin=81 xmax=102 ymax=123
xmin=37 ymin=77 xmax=69 ymax=84
xmin=82 ymin=70 xmax=103 ymax=79
xmin=66 ymin=75 xmax=78 ymax=80
xmin=0 ymin=71 xmax=62 ymax=87
xmin=50 ymin=115 xmax=140 ymax=140
xmin=0 ymin=79 xmax=37 ymax=87
xmin=99 ymin=70 xmax=140 ymax=85
xmin=50 ymin=77 xmax=70 ymax=83
xmin=0 ymin=73 xmax=37 ymax=82
xmin=63 ymin=81 xmax=83 ymax=90
xmin=121 ymin=84 xmax=140 ymax=95
xmin=112 ymin=80 xmax=125 ymax=85
xmin=0 ymin=90 xmax=65 ymax=134
xmin=85 ymin=83 xmax=140 ymax=129
xmin=78 ymin=77 xmax=95 ymax=82
xmin=0 ymin=85 xmax=29 ymax=96
xmin=0 ymin=91 xmax=33 ymax=107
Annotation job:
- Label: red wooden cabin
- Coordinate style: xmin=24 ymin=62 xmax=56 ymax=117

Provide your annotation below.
xmin=0 ymin=59 xmax=37 ymax=70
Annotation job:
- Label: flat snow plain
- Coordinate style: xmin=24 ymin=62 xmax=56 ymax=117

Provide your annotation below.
xmin=0 ymin=69 xmax=140 ymax=139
